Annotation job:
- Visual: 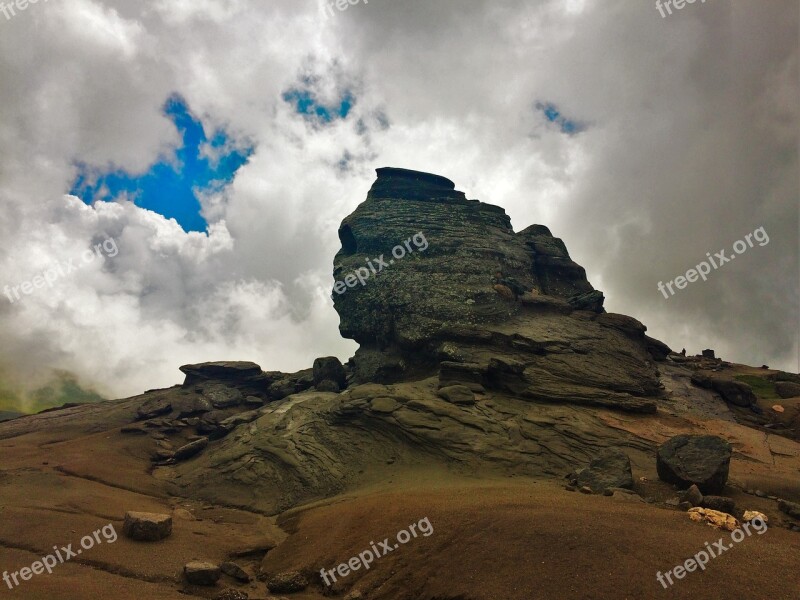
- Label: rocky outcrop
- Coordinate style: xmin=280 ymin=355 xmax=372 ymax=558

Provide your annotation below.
xmin=332 ymin=168 xmax=666 ymax=413
xmin=55 ymin=167 xmax=773 ymax=516
xmin=313 ymin=356 xmax=347 ymax=392
xmin=711 ymin=379 xmax=756 ymax=407
xmin=775 ymin=381 xmax=800 ymax=399
xmin=656 ymin=435 xmax=732 ymax=494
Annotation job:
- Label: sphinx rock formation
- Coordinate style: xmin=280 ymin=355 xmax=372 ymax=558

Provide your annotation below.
xmin=334 ymin=167 xmax=667 ymax=413
xmin=6 ymin=168 xmax=698 ymax=515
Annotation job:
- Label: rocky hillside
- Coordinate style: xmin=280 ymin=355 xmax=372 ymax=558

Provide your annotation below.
xmin=0 ymin=168 xmax=798 ymax=599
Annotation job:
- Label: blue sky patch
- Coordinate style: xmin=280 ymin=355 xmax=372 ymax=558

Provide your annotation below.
xmin=283 ymin=87 xmax=354 ymax=124
xmin=70 ymin=95 xmax=253 ymax=233
xmin=535 ymin=102 xmax=587 ymax=135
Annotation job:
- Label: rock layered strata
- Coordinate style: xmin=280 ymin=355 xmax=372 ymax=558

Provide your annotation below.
xmin=333 ymin=167 xmax=666 ymax=413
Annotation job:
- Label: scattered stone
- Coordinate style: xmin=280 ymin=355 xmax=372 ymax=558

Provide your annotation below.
xmin=344 ymin=591 xmax=364 ymax=600
xmin=603 ymin=488 xmax=614 ymax=497
xmin=220 ymin=562 xmax=251 ymax=583
xmin=742 ymin=510 xmax=768 ymax=524
xmin=267 ymin=571 xmax=308 ymax=593
xmin=679 ymin=484 xmax=704 ymax=507
xmin=701 ymin=496 xmax=735 ymax=514
xmin=778 ymin=499 xmax=800 ymax=519
xmin=565 ymin=484 xmax=576 ymax=492
xmin=201 ymin=383 xmax=244 ymax=409
xmin=573 ymin=449 xmax=634 ymax=493
xmin=656 ymin=435 xmax=732 ymax=494
xmin=775 ymin=381 xmax=800 ymax=399
xmin=688 ymin=507 xmax=739 ymax=532
xmin=312 ymin=357 xmax=347 ymax=389
xmin=175 ymin=395 xmax=214 ymax=417
xmin=665 ymin=498 xmax=680 ymax=507
xmin=215 ymin=589 xmax=248 ymax=600
xmin=437 ymin=385 xmax=476 ymax=405
xmin=184 ymin=561 xmax=221 ymax=586
xmin=137 ymin=398 xmax=173 ymax=420
xmin=173 ymin=437 xmax=209 ymax=462
xmin=772 ymin=404 xmax=785 ymax=413
xmin=244 ymin=396 xmax=264 ymax=406
xmin=678 ymin=501 xmax=693 ymax=511
xmin=152 ymin=449 xmax=174 ymax=462
xmin=754 ymin=489 xmax=767 ymax=498
xmin=579 ymin=486 xmax=593 ymax=494
xmin=123 ymin=512 xmax=172 ymax=541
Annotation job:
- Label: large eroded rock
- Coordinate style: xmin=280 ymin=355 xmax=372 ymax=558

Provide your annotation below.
xmin=572 ymin=449 xmax=634 ymax=493
xmin=331 ymin=168 xmax=666 ymax=414
xmin=657 ymin=435 xmax=732 ymax=494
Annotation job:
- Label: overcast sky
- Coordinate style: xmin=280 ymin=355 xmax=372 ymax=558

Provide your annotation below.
xmin=0 ymin=0 xmax=797 ymax=405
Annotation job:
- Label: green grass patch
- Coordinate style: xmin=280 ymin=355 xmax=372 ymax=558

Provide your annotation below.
xmin=735 ymin=375 xmax=779 ymax=400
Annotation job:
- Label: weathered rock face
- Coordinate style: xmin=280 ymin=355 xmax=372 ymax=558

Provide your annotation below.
xmin=656 ymin=434 xmax=732 ymax=494
xmin=571 ymin=449 xmax=634 ymax=493
xmin=122 ymin=511 xmax=172 ymax=541
xmin=333 ymin=168 xmax=666 ymax=412
xmin=333 ymin=168 xmax=594 ymax=352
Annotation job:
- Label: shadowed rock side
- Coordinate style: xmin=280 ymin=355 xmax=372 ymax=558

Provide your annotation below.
xmin=333 ymin=167 xmax=665 ymax=410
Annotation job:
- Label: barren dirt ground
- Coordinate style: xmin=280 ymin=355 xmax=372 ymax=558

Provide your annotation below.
xmin=0 ymin=422 xmax=798 ymax=600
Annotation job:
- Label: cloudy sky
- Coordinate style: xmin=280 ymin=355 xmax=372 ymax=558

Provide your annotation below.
xmin=0 ymin=0 xmax=797 ymax=406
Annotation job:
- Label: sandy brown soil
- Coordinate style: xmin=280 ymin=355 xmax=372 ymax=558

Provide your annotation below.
xmin=0 ymin=432 xmax=798 ymax=599
xmin=266 ymin=477 xmax=800 ymax=600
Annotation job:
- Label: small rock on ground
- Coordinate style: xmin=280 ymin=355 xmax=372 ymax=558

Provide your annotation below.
xmin=267 ymin=571 xmax=308 ymax=593
xmin=184 ymin=561 xmax=221 ymax=586
xmin=123 ymin=512 xmax=172 ymax=541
